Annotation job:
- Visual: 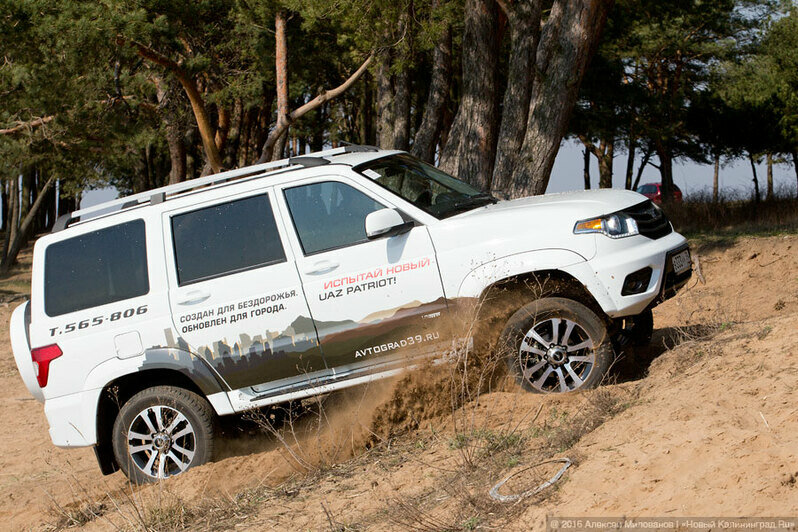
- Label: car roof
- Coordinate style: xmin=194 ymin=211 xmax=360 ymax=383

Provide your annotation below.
xmin=53 ymin=146 xmax=402 ymax=234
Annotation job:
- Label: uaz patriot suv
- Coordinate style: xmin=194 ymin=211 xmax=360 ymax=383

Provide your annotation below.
xmin=10 ymin=146 xmax=691 ymax=482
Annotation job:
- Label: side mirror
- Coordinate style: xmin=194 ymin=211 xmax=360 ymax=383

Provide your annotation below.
xmin=365 ymin=208 xmax=414 ymax=239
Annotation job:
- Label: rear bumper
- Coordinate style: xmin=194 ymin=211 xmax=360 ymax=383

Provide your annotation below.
xmin=44 ymin=388 xmax=101 ymax=447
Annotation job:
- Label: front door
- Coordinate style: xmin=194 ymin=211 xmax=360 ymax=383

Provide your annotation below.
xmin=276 ymin=177 xmax=449 ymax=372
xmin=163 ymin=190 xmax=325 ymax=390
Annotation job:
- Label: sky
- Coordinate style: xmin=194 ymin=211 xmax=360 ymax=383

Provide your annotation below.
xmin=80 ymin=139 xmax=798 ymax=209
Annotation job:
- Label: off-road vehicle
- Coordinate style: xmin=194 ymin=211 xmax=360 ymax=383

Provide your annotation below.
xmin=10 ymin=145 xmax=691 ymax=482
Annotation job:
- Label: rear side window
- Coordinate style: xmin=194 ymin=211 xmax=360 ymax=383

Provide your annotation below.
xmin=44 ymin=220 xmax=149 ymax=317
xmin=284 ymin=181 xmax=384 ymax=255
xmin=171 ymin=193 xmax=286 ymax=285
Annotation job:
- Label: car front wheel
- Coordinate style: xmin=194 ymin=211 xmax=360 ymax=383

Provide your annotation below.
xmin=112 ymin=385 xmax=215 ymax=483
xmin=499 ymin=297 xmax=613 ymax=393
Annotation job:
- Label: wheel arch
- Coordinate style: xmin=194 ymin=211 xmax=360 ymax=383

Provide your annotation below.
xmin=463 ymin=269 xmax=611 ymax=351
xmin=91 ymin=349 xmax=230 ymax=476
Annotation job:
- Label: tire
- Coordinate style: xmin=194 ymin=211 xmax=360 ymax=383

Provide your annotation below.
xmin=112 ymin=386 xmax=215 ymax=484
xmin=498 ymin=297 xmax=614 ymax=394
xmin=626 ymin=309 xmax=654 ymax=346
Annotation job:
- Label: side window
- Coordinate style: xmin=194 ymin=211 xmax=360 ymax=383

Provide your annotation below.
xmin=44 ymin=219 xmax=149 ymax=317
xmin=284 ymin=181 xmax=385 ymax=255
xmin=171 ymin=193 xmax=286 ymax=285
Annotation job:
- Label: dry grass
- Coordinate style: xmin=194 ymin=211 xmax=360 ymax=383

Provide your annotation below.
xmin=664 ymin=193 xmax=798 ymax=237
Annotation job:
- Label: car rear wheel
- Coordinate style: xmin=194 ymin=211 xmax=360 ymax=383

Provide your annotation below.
xmin=112 ymin=386 xmax=215 ymax=484
xmin=499 ymin=297 xmax=613 ymax=393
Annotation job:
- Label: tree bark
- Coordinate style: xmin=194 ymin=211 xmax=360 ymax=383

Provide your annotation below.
xmin=654 ymin=138 xmax=675 ymax=204
xmin=491 ymin=0 xmax=542 ymax=198
xmin=256 ymin=54 xmax=373 ymax=163
xmin=359 ymin=72 xmax=374 ymax=145
xmin=713 ymin=153 xmax=720 ymax=202
xmin=632 ymin=145 xmax=651 ymax=191
xmin=598 ymin=139 xmax=614 ymax=188
xmin=439 ymin=0 xmax=501 ymax=190
xmin=411 ymin=11 xmax=451 ymax=163
xmin=1 ymin=177 xmax=18 ymax=265
xmin=583 ymin=147 xmax=591 ymax=189
xmin=509 ymin=0 xmax=614 ymax=197
xmin=393 ymin=9 xmax=412 ymax=151
xmin=748 ymin=153 xmax=761 ymax=204
xmin=376 ymin=51 xmax=395 ymax=149
xmin=272 ymin=10 xmax=289 ymax=161
xmin=792 ymin=151 xmax=798 ymax=198
xmin=0 ymin=175 xmax=55 ymax=275
xmin=154 ymin=78 xmax=187 ymax=184
xmin=579 ymin=136 xmax=614 ymax=188
xmin=624 ymin=138 xmax=636 ymax=189
xmin=766 ymin=152 xmax=773 ymax=200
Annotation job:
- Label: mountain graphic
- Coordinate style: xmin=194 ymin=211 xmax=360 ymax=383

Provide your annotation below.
xmin=361 ymin=300 xmax=423 ymax=323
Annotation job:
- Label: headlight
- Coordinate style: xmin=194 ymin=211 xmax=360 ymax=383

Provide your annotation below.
xmin=574 ymin=213 xmax=639 ymax=238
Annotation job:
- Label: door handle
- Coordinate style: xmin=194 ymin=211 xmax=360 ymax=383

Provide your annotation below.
xmin=304 ymin=260 xmax=340 ymax=275
xmin=177 ymin=290 xmax=211 ymax=305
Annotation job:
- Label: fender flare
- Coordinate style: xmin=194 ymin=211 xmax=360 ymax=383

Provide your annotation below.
xmin=84 ymin=347 xmax=229 ymax=397
xmin=456 ymin=248 xmax=616 ymax=314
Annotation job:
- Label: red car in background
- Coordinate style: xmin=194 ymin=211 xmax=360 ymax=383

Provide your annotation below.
xmin=635 ymin=182 xmax=683 ymax=203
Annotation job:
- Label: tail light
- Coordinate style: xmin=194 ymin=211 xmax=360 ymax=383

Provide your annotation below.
xmin=31 ymin=344 xmax=62 ymax=388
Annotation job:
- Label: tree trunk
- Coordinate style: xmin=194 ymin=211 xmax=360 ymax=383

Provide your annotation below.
xmin=359 ymin=72 xmax=374 ymax=145
xmin=749 ymin=153 xmax=761 ymax=204
xmin=376 ymin=51 xmax=395 ymax=149
xmin=793 ymin=150 xmax=798 ymax=198
xmin=713 ymin=153 xmax=720 ymax=202
xmin=257 ymin=54 xmax=374 ymax=163
xmin=598 ymin=139 xmax=614 ymax=188
xmin=154 ymin=79 xmax=188 ymax=185
xmin=20 ymin=170 xmax=32 ymax=223
xmin=583 ymin=147 xmax=591 ymax=189
xmin=0 ymin=183 xmax=6 ymax=232
xmin=624 ymin=138 xmax=635 ymax=189
xmin=412 ymin=8 xmax=452 ymax=163
xmin=509 ymin=0 xmax=614 ymax=197
xmin=439 ymin=0 xmax=501 ymax=190
xmin=654 ymin=139 xmax=675 ymax=204
xmin=393 ymin=10 xmax=412 ymax=152
xmin=580 ymin=136 xmax=613 ymax=188
xmin=632 ymin=145 xmax=651 ymax=191
xmin=1 ymin=177 xmax=18 ymax=265
xmin=128 ymin=40 xmax=223 ymax=173
xmin=272 ymin=10 xmax=290 ymax=162
xmin=766 ymin=152 xmax=773 ymax=200
xmin=490 ymin=0 xmax=542 ymax=198
xmin=0 ymin=175 xmax=55 ymax=275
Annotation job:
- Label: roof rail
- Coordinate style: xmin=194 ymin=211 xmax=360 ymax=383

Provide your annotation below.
xmin=53 ymin=144 xmax=379 ymax=232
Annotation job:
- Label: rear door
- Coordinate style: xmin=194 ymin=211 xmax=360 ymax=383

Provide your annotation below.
xmin=275 ymin=175 xmax=449 ymax=373
xmin=163 ymin=189 xmax=326 ymax=390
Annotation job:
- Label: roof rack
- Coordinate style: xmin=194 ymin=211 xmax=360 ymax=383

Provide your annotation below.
xmin=53 ymin=144 xmax=378 ymax=232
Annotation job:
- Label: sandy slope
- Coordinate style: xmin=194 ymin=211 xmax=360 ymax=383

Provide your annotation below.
xmin=0 ymin=234 xmax=796 ymax=530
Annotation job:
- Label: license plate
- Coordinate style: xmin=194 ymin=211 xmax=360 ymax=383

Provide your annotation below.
xmin=671 ymin=249 xmax=691 ymax=275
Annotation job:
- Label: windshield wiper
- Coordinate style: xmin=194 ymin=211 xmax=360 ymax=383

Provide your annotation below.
xmin=441 ymin=193 xmax=497 ymax=217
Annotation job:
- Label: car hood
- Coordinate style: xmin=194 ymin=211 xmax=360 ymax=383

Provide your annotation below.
xmin=457 ymin=188 xmax=646 ymax=220
xmin=428 ymin=188 xmax=650 ymax=264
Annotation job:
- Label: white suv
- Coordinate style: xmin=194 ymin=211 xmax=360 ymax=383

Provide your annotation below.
xmin=10 ymin=146 xmax=691 ymax=482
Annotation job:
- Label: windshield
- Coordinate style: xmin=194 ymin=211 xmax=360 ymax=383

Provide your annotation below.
xmin=354 ymin=154 xmax=496 ymax=219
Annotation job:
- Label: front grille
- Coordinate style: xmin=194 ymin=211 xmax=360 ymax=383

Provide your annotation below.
xmin=623 ymin=201 xmax=672 ymax=239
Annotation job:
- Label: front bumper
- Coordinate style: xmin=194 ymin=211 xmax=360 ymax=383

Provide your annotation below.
xmin=586 ymin=230 xmax=691 ymax=318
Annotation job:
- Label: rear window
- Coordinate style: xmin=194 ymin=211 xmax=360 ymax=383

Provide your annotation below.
xmin=44 ymin=219 xmax=149 ymax=317
xmin=171 ymin=193 xmax=286 ymax=285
